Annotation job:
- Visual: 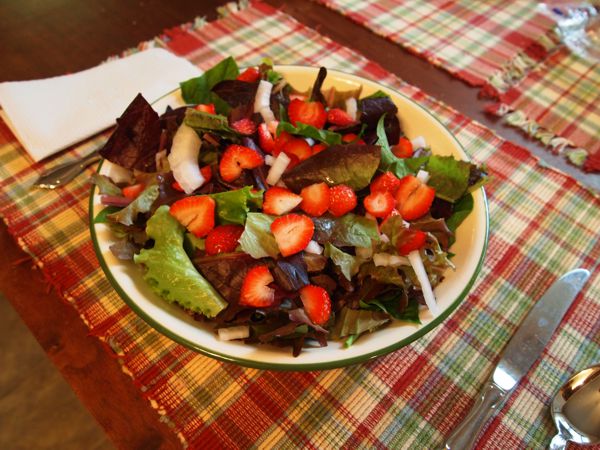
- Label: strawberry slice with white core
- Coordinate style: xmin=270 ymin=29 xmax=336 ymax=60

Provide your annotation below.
xmin=239 ymin=265 xmax=276 ymax=307
xmin=300 ymin=182 xmax=330 ymax=217
xmin=363 ymin=190 xmax=396 ymax=218
xmin=299 ymin=285 xmax=331 ymax=326
xmin=219 ymin=144 xmax=264 ymax=182
xmin=395 ymin=175 xmax=435 ymax=221
xmin=169 ymin=196 xmax=215 ymax=238
xmin=270 ymin=214 xmax=314 ymax=257
xmin=262 ymin=187 xmax=302 ymax=215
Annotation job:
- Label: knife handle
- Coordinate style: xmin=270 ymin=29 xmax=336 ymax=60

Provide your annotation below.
xmin=445 ymin=380 xmax=507 ymax=450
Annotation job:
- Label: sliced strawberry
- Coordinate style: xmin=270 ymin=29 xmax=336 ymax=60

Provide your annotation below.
xmin=273 ymin=130 xmax=293 ymax=156
xmin=258 ymin=123 xmax=276 ymax=154
xmin=288 ymin=99 xmax=327 ymax=129
xmin=239 ymin=265 xmax=276 ymax=307
xmin=122 ymin=183 xmax=145 ymax=200
xmin=342 ymin=133 xmax=366 ymax=144
xmin=327 ymin=108 xmax=355 ymax=126
xmin=205 ymin=224 xmax=244 ymax=255
xmin=311 ymin=143 xmax=328 ymax=155
xmin=395 ymin=175 xmax=435 ymax=220
xmin=370 ymin=171 xmax=401 ymax=195
xmin=270 ymin=214 xmax=314 ymax=257
xmin=236 ymin=67 xmax=260 ymax=83
xmin=299 ymin=285 xmax=331 ymax=326
xmin=363 ymin=190 xmax=396 ymax=218
xmin=194 ymin=103 xmax=216 ymax=114
xmin=392 ymin=137 xmax=413 ymax=158
xmin=200 ymin=165 xmax=213 ymax=183
xmin=262 ymin=187 xmax=302 ymax=215
xmin=231 ymin=118 xmax=256 ymax=135
xmin=397 ymin=229 xmax=427 ymax=255
xmin=328 ymin=184 xmax=357 ymax=217
xmin=169 ymin=196 xmax=215 ymax=238
xmin=300 ymin=182 xmax=330 ymax=217
xmin=282 ymin=138 xmax=312 ymax=162
xmin=172 ymin=181 xmax=185 ymax=192
xmin=219 ymin=144 xmax=264 ymax=182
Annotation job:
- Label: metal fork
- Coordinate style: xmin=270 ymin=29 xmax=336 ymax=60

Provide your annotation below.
xmin=33 ymin=150 xmax=102 ymax=189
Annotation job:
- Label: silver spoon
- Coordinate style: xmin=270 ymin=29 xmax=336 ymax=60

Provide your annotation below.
xmin=550 ymin=364 xmax=600 ymax=449
xmin=33 ymin=149 xmax=101 ymax=189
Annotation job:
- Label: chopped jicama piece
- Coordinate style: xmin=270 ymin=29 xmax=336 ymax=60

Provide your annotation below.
xmin=407 ymin=250 xmax=438 ymax=315
xmin=305 ymin=240 xmax=323 ymax=255
xmin=254 ymin=80 xmax=273 ymax=112
xmin=345 ymin=97 xmax=358 ymax=121
xmin=168 ymin=123 xmax=205 ymax=194
xmin=266 ymin=152 xmax=291 ymax=185
xmin=373 ymin=252 xmax=410 ymax=267
xmin=416 ymin=170 xmax=430 ymax=184
xmin=259 ymin=106 xmax=275 ymax=125
xmin=265 ymin=154 xmax=276 ymax=166
xmin=411 ymin=135 xmax=427 ymax=150
xmin=218 ymin=325 xmax=250 ymax=341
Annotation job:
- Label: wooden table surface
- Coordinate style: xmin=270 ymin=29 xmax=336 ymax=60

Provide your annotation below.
xmin=1 ymin=1 xmax=598 ymax=448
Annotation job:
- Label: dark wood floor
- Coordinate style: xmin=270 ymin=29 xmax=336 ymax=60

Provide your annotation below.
xmin=0 ymin=294 xmax=114 ymax=450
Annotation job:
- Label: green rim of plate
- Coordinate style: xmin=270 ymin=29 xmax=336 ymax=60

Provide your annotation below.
xmin=89 ymin=66 xmax=490 ymax=371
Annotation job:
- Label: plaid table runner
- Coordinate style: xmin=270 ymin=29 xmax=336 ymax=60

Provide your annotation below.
xmin=1 ymin=2 xmax=599 ymax=449
xmin=313 ymin=0 xmax=600 ymax=172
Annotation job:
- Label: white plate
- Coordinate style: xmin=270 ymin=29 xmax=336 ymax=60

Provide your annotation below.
xmin=90 ymin=66 xmax=489 ymax=370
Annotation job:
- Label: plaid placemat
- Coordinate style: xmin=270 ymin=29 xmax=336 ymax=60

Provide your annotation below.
xmin=312 ymin=0 xmax=600 ymax=172
xmin=1 ymin=2 xmax=599 ymax=449
xmin=488 ymin=48 xmax=600 ymax=173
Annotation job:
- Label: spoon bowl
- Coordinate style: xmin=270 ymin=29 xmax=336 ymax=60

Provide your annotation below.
xmin=550 ymin=364 xmax=600 ymax=449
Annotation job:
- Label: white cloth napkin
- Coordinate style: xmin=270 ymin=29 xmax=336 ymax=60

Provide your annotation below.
xmin=0 ymin=48 xmax=201 ymax=162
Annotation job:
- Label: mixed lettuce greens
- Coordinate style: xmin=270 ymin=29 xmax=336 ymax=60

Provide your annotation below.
xmin=94 ymin=56 xmax=487 ymax=356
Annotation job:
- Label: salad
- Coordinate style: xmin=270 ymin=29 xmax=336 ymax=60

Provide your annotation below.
xmin=93 ymin=57 xmax=487 ymax=356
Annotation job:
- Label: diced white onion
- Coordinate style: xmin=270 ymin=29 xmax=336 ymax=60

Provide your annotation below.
xmin=266 ymin=152 xmax=291 ymax=185
xmin=417 ymin=170 xmax=430 ymax=184
xmin=304 ymin=137 xmax=315 ymax=146
xmin=388 ymin=254 xmax=410 ymax=266
xmin=407 ymin=250 xmax=438 ymax=315
xmin=305 ymin=240 xmax=323 ymax=255
xmin=355 ymin=246 xmax=373 ymax=259
xmin=265 ymin=155 xmax=276 ymax=166
xmin=104 ymin=160 xmax=134 ymax=184
xmin=259 ymin=106 xmax=276 ymax=125
xmin=373 ymin=252 xmax=409 ymax=267
xmin=217 ymin=326 xmax=250 ymax=341
xmin=254 ymin=80 xmax=273 ymax=112
xmin=168 ymin=123 xmax=205 ymax=194
xmin=345 ymin=97 xmax=358 ymax=121
xmin=379 ymin=233 xmax=390 ymax=244
xmin=411 ymin=135 xmax=427 ymax=150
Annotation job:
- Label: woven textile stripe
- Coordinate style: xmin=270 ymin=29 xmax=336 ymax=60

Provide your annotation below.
xmin=0 ymin=3 xmax=598 ymax=449
xmin=494 ymin=48 xmax=600 ymax=172
xmin=313 ymin=0 xmax=555 ymax=86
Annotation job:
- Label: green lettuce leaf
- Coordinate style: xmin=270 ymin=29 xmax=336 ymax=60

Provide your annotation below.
xmin=360 ymin=293 xmax=420 ymax=323
xmin=184 ymin=109 xmax=238 ymax=139
xmin=333 ymin=307 xmax=390 ymax=339
xmin=330 ymin=214 xmax=380 ymax=248
xmin=276 ymin=121 xmax=342 ymax=146
xmin=134 ymin=205 xmax=227 ymax=318
xmin=91 ymin=173 xmax=121 ymax=196
xmin=425 ymin=155 xmax=471 ymax=202
xmin=107 ymin=185 xmax=159 ymax=226
xmin=94 ymin=206 xmax=122 ymax=224
xmin=446 ymin=193 xmax=473 ymax=233
xmin=376 ymin=114 xmax=411 ymax=178
xmin=359 ymin=263 xmax=406 ymax=287
xmin=209 ymin=186 xmax=263 ymax=226
xmin=238 ymin=213 xmax=279 ymax=258
xmin=180 ymin=56 xmax=239 ymax=114
xmin=324 ymin=243 xmax=361 ymax=281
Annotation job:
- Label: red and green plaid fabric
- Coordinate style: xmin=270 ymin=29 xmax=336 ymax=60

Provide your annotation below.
xmin=313 ymin=0 xmax=554 ymax=86
xmin=1 ymin=3 xmax=599 ymax=449
xmin=489 ymin=48 xmax=600 ymax=172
